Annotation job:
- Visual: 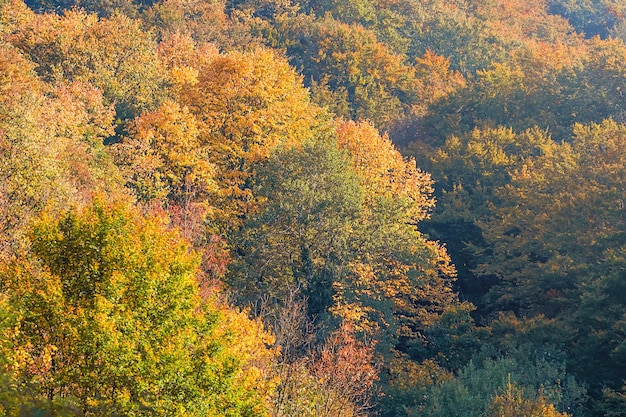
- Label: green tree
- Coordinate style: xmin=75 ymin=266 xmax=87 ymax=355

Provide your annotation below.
xmin=227 ymin=137 xmax=363 ymax=318
xmin=0 ymin=198 xmax=275 ymax=415
xmin=229 ymin=122 xmax=462 ymax=344
xmin=269 ymin=13 xmax=417 ymax=130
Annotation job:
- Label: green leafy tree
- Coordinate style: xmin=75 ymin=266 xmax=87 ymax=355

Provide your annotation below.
xmin=270 ymin=13 xmax=417 ymax=130
xmin=229 ymin=122 xmax=462 ymax=342
xmin=227 ymin=137 xmax=363 ymax=318
xmin=0 ymin=198 xmax=275 ymax=415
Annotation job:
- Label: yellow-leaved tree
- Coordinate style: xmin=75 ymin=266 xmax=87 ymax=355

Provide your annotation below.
xmin=2 ymin=1 xmax=167 ymax=123
xmin=0 ymin=198 xmax=277 ymax=415
xmin=488 ymin=379 xmax=570 ymax=417
xmin=0 ymin=40 xmax=121 ymax=260
xmin=112 ymin=99 xmax=218 ymax=245
xmin=173 ymin=46 xmax=325 ymax=226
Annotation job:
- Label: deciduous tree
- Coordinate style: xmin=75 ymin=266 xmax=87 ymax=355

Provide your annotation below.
xmin=176 ymin=46 xmax=324 ymax=225
xmin=3 ymin=2 xmax=167 ymax=123
xmin=0 ymin=198 xmax=276 ymax=415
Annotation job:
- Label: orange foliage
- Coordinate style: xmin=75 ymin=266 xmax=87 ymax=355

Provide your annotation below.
xmin=115 ymin=99 xmax=217 ymax=207
xmin=336 ymin=120 xmax=435 ymax=222
xmin=312 ymin=322 xmax=379 ymax=417
xmin=414 ymin=50 xmax=466 ymax=106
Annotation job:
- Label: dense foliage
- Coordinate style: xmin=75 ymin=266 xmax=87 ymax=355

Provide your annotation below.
xmin=1 ymin=0 xmax=625 ymax=415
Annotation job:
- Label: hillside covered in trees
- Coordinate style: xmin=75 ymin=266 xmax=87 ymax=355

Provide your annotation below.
xmin=0 ymin=0 xmax=625 ymax=414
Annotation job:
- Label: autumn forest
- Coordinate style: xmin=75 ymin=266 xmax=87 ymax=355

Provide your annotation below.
xmin=0 ymin=0 xmax=625 ymax=415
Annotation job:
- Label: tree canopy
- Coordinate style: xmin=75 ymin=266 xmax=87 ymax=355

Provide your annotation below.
xmin=1 ymin=0 xmax=626 ymax=414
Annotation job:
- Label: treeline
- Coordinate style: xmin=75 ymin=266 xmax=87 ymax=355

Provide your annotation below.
xmin=0 ymin=0 xmax=625 ymax=415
